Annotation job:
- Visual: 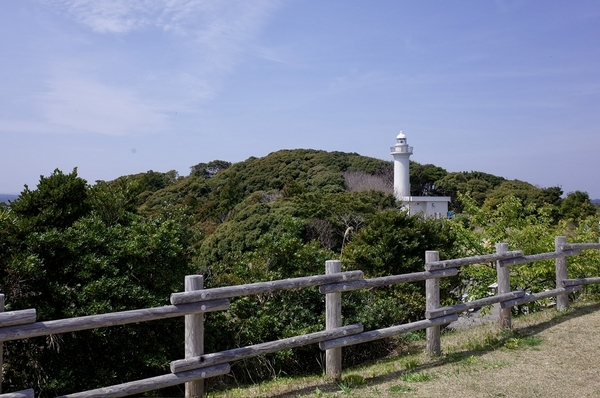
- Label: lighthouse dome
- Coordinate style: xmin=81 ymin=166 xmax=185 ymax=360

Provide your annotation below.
xmin=396 ymin=131 xmax=406 ymax=140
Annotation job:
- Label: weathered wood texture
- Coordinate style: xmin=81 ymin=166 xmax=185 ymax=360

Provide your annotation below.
xmin=561 ymin=243 xmax=600 ymax=250
xmin=319 ymin=268 xmax=458 ymax=294
xmin=171 ymin=324 xmax=363 ymax=374
xmin=555 ymin=236 xmax=569 ymax=310
xmin=425 ymin=251 xmax=441 ymax=356
xmin=501 ymin=286 xmax=581 ymax=309
xmin=319 ymin=314 xmax=458 ymax=351
xmin=0 ymin=309 xmax=36 ymax=328
xmin=563 ymin=277 xmax=600 ymax=287
xmin=0 ymin=300 xmax=230 ymax=342
xmin=185 ymin=275 xmax=204 ymax=398
xmin=56 ymin=364 xmax=230 ymax=398
xmin=425 ymin=251 xmax=523 ymax=271
xmin=496 ymin=243 xmax=512 ymax=329
xmin=0 ymin=389 xmax=34 ymax=398
xmin=325 ymin=260 xmax=343 ymax=381
xmin=498 ymin=250 xmax=580 ymax=267
xmin=426 ymin=291 xmax=525 ymax=319
xmin=170 ymin=271 xmax=364 ymax=305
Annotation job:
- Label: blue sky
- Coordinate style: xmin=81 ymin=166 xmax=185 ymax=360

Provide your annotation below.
xmin=2 ymin=1 xmax=600 ymax=198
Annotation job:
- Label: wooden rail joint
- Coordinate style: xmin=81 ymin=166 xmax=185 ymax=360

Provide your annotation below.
xmin=0 ymin=300 xmax=230 ymax=342
xmin=500 ymin=286 xmax=581 ymax=309
xmin=170 ymin=324 xmax=364 ymax=373
xmin=319 ymin=268 xmax=459 ymax=294
xmin=425 ymin=290 xmax=526 ymax=319
xmin=320 ymin=314 xmax=458 ymax=351
xmin=170 ymin=271 xmax=364 ymax=305
xmin=425 ymin=250 xmax=523 ymax=271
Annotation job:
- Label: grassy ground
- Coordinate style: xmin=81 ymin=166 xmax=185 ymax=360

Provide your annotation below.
xmin=205 ymin=300 xmax=600 ymax=398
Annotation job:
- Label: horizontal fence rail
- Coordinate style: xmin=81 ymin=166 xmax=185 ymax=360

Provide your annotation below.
xmin=1 ymin=236 xmax=599 ymax=397
xmin=501 ymin=286 xmax=582 ymax=309
xmin=56 ymin=364 xmax=231 ymax=398
xmin=563 ymin=277 xmax=600 ymax=287
xmin=0 ymin=389 xmax=34 ymax=398
xmin=170 ymin=271 xmax=364 ymax=304
xmin=0 ymin=309 xmax=36 ymax=328
xmin=319 ymin=314 xmax=459 ymax=351
xmin=498 ymin=250 xmax=581 ymax=267
xmin=319 ymin=268 xmax=458 ymax=294
xmin=170 ymin=324 xmax=364 ymax=373
xmin=0 ymin=300 xmax=230 ymax=342
xmin=425 ymin=291 xmax=526 ymax=319
xmin=425 ymin=250 xmax=523 ymax=271
xmin=562 ymin=243 xmax=600 ymax=251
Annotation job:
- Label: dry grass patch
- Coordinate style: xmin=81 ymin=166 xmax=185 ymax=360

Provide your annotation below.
xmin=206 ymin=301 xmax=600 ymax=398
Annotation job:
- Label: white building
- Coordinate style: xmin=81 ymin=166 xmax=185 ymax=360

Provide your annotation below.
xmin=390 ymin=132 xmax=451 ymax=218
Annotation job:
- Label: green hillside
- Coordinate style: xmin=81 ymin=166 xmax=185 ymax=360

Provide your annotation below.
xmin=117 ymin=148 xmax=588 ymax=235
xmin=0 ymin=149 xmax=598 ymax=396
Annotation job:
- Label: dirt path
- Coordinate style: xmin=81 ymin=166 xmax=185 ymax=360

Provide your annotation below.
xmin=209 ymin=302 xmax=600 ymax=397
xmin=411 ymin=302 xmax=600 ymax=397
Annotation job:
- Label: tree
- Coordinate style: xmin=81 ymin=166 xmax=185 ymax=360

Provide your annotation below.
xmin=343 ymin=210 xmax=457 ymax=277
xmin=1 ymin=170 xmax=193 ymax=396
xmin=10 ymin=168 xmax=90 ymax=232
xmin=88 ymin=180 xmax=138 ymax=226
xmin=409 ymin=162 xmax=447 ymax=196
xmin=190 ymin=160 xmax=232 ymax=178
xmin=560 ymin=191 xmax=597 ymax=221
xmin=434 ymin=171 xmax=505 ymax=211
xmin=482 ymin=180 xmax=545 ymax=211
xmin=539 ymin=186 xmax=563 ymax=207
xmin=446 ymin=193 xmax=597 ymax=311
xmin=339 ymin=210 xmax=458 ymax=359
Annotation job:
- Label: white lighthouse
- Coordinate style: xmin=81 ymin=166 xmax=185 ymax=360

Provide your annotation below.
xmin=390 ymin=132 xmax=451 ymax=218
xmin=390 ymin=131 xmax=413 ymax=199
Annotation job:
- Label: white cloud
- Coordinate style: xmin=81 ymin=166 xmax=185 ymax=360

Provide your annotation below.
xmin=49 ymin=0 xmax=278 ymax=45
xmin=49 ymin=0 xmax=161 ymax=34
xmin=14 ymin=75 xmax=170 ymax=136
xmin=9 ymin=0 xmax=281 ymax=136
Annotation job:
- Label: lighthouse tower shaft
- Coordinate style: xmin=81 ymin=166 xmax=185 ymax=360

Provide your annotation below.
xmin=390 ymin=132 xmax=413 ymax=199
xmin=389 ymin=131 xmax=450 ymax=219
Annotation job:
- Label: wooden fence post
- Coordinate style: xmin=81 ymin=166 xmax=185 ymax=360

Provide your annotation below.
xmin=325 ymin=260 xmax=342 ymax=381
xmin=425 ymin=251 xmax=441 ymax=356
xmin=555 ymin=236 xmax=569 ymax=310
xmin=496 ymin=243 xmax=512 ymax=329
xmin=185 ymin=276 xmax=204 ymax=398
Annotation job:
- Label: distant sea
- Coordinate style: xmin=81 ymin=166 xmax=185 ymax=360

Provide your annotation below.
xmin=0 ymin=194 xmax=18 ymax=204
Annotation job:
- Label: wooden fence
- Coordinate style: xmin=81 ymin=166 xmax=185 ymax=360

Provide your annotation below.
xmin=1 ymin=236 xmax=599 ymax=398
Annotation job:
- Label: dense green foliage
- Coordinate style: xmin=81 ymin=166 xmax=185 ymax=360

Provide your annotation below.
xmin=1 ymin=170 xmax=192 ymax=396
xmin=449 ymin=193 xmax=600 ymax=312
xmin=0 ymin=149 xmax=598 ymax=395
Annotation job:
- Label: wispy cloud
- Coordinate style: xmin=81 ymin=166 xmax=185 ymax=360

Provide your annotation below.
xmin=50 ymin=0 xmax=278 ymax=51
xmin=49 ymin=0 xmax=172 ymax=34
xmin=38 ymin=76 xmax=170 ymax=136
xmin=48 ymin=0 xmax=280 ymax=74
xmin=16 ymin=0 xmax=281 ymax=136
